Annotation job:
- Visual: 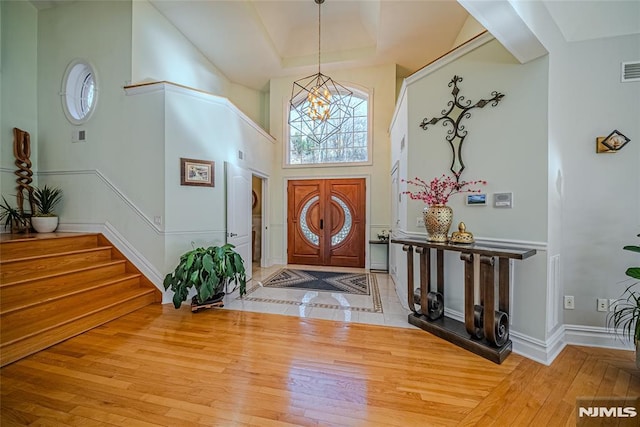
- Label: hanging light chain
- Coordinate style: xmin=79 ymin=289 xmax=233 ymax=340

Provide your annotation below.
xmin=307 ymin=0 xmax=330 ymax=122
xmin=317 ymin=0 xmax=321 ymax=75
xmin=288 ymin=0 xmax=355 ymax=144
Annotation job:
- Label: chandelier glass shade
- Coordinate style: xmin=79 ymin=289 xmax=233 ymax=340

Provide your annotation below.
xmin=288 ymin=0 xmax=355 ymax=145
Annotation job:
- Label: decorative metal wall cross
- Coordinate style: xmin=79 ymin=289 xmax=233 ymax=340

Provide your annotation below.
xmin=419 ymin=75 xmax=504 ymax=182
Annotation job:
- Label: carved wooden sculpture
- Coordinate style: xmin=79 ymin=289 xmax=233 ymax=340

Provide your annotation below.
xmin=13 ymin=127 xmax=36 ymax=217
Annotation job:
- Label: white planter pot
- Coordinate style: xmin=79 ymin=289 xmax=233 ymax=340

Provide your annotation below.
xmin=31 ymin=216 xmax=59 ymax=233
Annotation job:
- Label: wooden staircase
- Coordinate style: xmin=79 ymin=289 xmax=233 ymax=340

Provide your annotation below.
xmin=0 ymin=233 xmax=161 ymax=366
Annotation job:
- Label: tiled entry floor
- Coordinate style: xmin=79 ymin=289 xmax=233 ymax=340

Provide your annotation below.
xmin=223 ymin=264 xmax=415 ymax=329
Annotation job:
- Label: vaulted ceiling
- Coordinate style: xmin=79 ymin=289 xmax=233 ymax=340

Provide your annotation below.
xmin=149 ymin=0 xmax=473 ymax=91
xmin=30 ymin=1 xmax=640 ymax=92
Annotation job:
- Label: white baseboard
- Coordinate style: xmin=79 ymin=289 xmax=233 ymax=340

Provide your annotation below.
xmin=58 ymin=221 xmax=168 ymax=303
xmin=564 ymin=324 xmax=634 ymax=351
xmin=370 ymin=262 xmax=387 ymax=271
xmin=511 ymin=327 xmax=566 ymax=366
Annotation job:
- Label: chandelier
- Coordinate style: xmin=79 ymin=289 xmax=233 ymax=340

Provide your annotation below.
xmin=288 ymin=0 xmax=354 ymax=145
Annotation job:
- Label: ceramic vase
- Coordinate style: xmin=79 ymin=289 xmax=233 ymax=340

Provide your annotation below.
xmin=31 ymin=216 xmax=59 ymax=233
xmin=423 ymin=205 xmax=453 ymax=242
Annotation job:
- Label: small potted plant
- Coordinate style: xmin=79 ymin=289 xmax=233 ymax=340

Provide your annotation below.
xmin=0 ymin=196 xmax=30 ymax=233
xmin=31 ymin=185 xmax=63 ymax=233
xmin=163 ymin=243 xmax=247 ymax=311
xmin=608 ymin=235 xmax=640 ymax=367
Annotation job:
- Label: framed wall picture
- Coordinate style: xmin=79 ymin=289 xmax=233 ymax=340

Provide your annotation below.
xmin=180 ymin=158 xmax=214 ymax=187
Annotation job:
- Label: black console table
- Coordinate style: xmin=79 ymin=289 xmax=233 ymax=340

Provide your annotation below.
xmin=369 ymin=239 xmax=389 ymax=272
xmin=390 ymin=237 xmax=536 ymax=364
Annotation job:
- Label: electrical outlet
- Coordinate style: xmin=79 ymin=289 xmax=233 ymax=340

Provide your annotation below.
xmin=153 ymin=216 xmax=162 ymax=226
xmin=564 ymin=295 xmax=575 ymax=310
xmin=417 ymin=217 xmax=425 ymax=227
xmin=597 ymin=298 xmax=608 ymax=312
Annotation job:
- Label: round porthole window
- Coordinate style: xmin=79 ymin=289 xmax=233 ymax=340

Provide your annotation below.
xmin=61 ymin=59 xmax=98 ymax=125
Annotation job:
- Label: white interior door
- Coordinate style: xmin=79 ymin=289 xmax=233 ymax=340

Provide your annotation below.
xmin=226 ymin=162 xmax=252 ymax=281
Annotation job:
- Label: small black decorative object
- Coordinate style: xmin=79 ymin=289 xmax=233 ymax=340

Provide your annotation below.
xmin=596 ymin=129 xmax=631 ymax=153
xmin=419 ymin=76 xmax=504 ymax=182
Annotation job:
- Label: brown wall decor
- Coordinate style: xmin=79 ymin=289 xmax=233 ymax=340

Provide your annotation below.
xmin=596 ymin=129 xmax=631 ymax=153
xmin=419 ymin=75 xmax=504 ymax=182
xmin=13 ymin=127 xmax=36 ymax=216
xmin=180 ymin=158 xmax=215 ymax=187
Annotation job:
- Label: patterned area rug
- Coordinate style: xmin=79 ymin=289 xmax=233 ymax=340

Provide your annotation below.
xmin=260 ymin=269 xmax=370 ymax=295
xmin=238 ymin=268 xmax=383 ymax=313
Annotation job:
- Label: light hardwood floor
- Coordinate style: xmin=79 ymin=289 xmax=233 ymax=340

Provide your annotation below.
xmin=1 ymin=304 xmax=638 ymax=426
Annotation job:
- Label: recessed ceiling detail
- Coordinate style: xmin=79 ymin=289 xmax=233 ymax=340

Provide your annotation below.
xmin=149 ymin=0 xmax=471 ymax=90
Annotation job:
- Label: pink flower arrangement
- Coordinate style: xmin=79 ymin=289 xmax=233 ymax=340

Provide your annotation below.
xmin=403 ymin=174 xmax=487 ymax=206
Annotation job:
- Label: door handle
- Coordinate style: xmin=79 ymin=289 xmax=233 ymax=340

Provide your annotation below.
xmin=229 ymin=232 xmax=238 ymax=237
xmin=320 ymin=219 xmax=323 ymax=230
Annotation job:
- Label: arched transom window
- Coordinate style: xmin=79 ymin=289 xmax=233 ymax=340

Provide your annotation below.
xmin=286 ymin=88 xmax=371 ymax=166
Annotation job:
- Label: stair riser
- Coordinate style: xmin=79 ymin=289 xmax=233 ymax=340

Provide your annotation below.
xmin=0 ymin=235 xmax=99 ymax=261
xmin=0 ymin=262 xmax=128 ymax=312
xmin=0 ymin=248 xmax=113 ymax=283
xmin=0 ymin=291 xmax=156 ymax=367
xmin=1 ymin=277 xmax=143 ymax=339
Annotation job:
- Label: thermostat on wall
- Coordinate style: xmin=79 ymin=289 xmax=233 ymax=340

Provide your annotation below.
xmin=494 ymin=192 xmax=513 ymax=208
xmin=466 ymin=193 xmax=487 ymax=206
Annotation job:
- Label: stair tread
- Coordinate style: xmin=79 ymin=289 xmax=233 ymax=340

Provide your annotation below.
xmin=0 ymin=233 xmax=100 ymax=262
xmin=0 ymin=259 xmax=127 ymax=288
xmin=1 ymin=287 xmax=155 ymax=345
xmin=0 ymin=232 xmax=98 ymax=244
xmin=0 ymin=249 xmax=114 ymax=284
xmin=0 ymin=292 xmax=156 ymax=366
xmin=0 ymin=246 xmax=112 ymax=265
xmin=1 ymin=272 xmax=142 ymax=314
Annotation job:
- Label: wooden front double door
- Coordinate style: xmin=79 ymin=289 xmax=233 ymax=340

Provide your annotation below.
xmin=287 ymin=178 xmax=365 ymax=268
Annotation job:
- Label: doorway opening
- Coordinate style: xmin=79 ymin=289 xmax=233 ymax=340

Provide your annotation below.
xmin=252 ymin=175 xmax=266 ymax=275
xmin=251 ymin=175 xmax=263 ymax=267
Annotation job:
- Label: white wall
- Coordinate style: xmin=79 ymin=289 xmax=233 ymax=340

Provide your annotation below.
xmin=32 ymin=1 xmax=276 ymax=302
xmin=406 ymin=39 xmax=548 ymax=242
xmin=452 ymin=15 xmax=485 ymax=48
xmin=35 ymin=0 xmax=167 ymax=273
xmin=131 ymin=0 xmax=268 ymax=129
xmin=0 ymin=0 xmax=39 ymax=201
xmin=268 ymin=63 xmax=397 ymax=265
xmin=391 ymin=38 xmax=550 ymax=343
xmin=389 ymin=84 xmax=409 ymax=289
xmin=37 ymin=1 xmax=133 ymax=181
xmin=131 ymin=0 xmax=228 ymax=96
xmin=510 ymin=2 xmax=640 ymax=335
xmin=162 ymin=83 xmax=275 ymax=269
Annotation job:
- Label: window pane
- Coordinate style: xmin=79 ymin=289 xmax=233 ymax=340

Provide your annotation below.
xmin=288 ymin=91 xmax=369 ymax=166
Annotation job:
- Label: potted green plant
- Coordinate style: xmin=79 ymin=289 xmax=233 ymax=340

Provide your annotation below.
xmin=608 ymin=235 xmax=640 ymax=367
xmin=31 ymin=185 xmax=63 ymax=233
xmin=0 ymin=196 xmax=29 ymax=233
xmin=163 ymin=243 xmax=247 ymax=310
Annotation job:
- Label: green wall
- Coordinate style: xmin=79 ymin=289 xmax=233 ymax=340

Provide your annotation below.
xmin=1 ymin=0 xmax=39 ymax=200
